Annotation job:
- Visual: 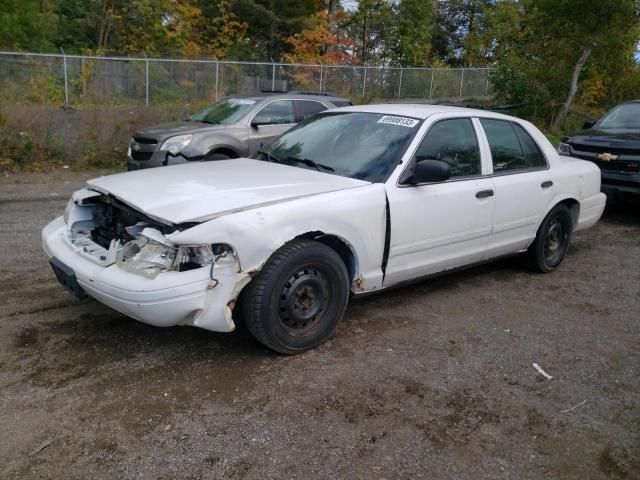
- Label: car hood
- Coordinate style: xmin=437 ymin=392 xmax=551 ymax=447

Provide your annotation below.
xmin=135 ymin=121 xmax=229 ymax=141
xmin=86 ymin=159 xmax=370 ymax=224
xmin=565 ymin=128 xmax=640 ymax=150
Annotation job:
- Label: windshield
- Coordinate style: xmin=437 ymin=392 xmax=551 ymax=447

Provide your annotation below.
xmin=595 ymin=103 xmax=640 ymax=130
xmin=257 ymin=112 xmax=420 ymax=182
xmin=189 ymin=98 xmax=257 ymax=125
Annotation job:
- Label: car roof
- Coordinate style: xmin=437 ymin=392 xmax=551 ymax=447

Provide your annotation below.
xmin=330 ymin=103 xmax=521 ymax=121
xmin=229 ymin=92 xmax=349 ymax=103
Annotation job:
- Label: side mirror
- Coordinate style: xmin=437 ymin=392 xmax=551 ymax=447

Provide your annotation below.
xmin=583 ymin=120 xmax=596 ymax=130
xmin=251 ymin=115 xmax=272 ymax=128
xmin=410 ymin=159 xmax=451 ymax=184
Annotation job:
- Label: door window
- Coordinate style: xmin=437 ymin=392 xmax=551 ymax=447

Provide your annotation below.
xmin=295 ymin=100 xmax=327 ymax=122
xmin=413 ymin=118 xmax=481 ymax=178
xmin=480 ymin=119 xmax=528 ymax=172
xmin=513 ymin=124 xmax=547 ymax=168
xmin=254 ymin=100 xmax=295 ymax=125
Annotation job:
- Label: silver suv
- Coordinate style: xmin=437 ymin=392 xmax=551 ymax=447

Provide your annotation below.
xmin=127 ymin=92 xmax=352 ymax=170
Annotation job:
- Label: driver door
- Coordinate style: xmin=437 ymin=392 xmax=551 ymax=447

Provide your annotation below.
xmin=248 ymin=100 xmax=296 ymax=155
xmin=384 ymin=117 xmax=496 ymax=286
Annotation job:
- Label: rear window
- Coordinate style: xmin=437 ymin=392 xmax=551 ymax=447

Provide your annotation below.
xmin=481 ymin=119 xmax=527 ymax=172
xmin=331 ymin=101 xmax=353 ymax=108
xmin=513 ymin=124 xmax=547 ymax=168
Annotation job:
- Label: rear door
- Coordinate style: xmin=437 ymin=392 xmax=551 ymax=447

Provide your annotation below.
xmin=247 ymin=99 xmax=296 ymax=154
xmin=478 ymin=118 xmax=556 ymax=256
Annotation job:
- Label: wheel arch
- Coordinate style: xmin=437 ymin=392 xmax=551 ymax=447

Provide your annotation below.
xmin=525 ymin=196 xmax=580 ymax=251
xmin=206 ymin=146 xmax=240 ymax=158
xmin=543 ymin=196 xmax=580 ymax=230
xmin=295 ymin=231 xmax=359 ymax=288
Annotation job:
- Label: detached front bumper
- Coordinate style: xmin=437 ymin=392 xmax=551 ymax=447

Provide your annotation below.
xmin=42 ymin=216 xmax=249 ymax=332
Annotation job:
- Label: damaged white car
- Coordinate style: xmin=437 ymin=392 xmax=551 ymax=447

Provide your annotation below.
xmin=43 ymin=105 xmax=606 ymax=353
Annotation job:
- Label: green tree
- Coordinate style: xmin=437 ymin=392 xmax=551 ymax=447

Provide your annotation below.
xmin=391 ymin=0 xmax=434 ymax=66
xmin=0 ymin=0 xmax=56 ymax=51
xmin=535 ymin=0 xmax=640 ymax=129
xmin=432 ymin=0 xmax=490 ymax=65
xmin=344 ymin=0 xmax=394 ymax=64
xmin=468 ymin=0 xmax=640 ymax=129
xmin=232 ymin=0 xmax=317 ymax=60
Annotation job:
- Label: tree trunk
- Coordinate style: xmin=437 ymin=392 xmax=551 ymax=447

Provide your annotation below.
xmin=551 ymin=46 xmax=593 ymax=130
xmin=361 ymin=13 xmax=368 ymax=63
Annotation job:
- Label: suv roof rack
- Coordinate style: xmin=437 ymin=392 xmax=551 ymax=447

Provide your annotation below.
xmin=259 ymin=88 xmax=289 ymax=94
xmin=289 ymin=90 xmax=339 ymax=97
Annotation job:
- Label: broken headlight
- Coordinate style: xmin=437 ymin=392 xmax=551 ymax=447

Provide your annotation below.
xmin=116 ymin=237 xmax=214 ymax=279
xmin=63 ymin=198 xmax=74 ymax=225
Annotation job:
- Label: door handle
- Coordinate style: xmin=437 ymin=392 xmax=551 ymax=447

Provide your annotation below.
xmin=541 ymin=180 xmax=553 ymax=189
xmin=475 ymin=189 xmax=494 ymax=199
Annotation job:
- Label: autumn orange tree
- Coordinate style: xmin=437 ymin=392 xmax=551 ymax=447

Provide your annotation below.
xmin=283 ymin=10 xmax=357 ymax=90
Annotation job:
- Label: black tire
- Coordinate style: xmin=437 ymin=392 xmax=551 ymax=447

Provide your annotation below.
xmin=203 ymin=152 xmax=231 ymax=161
xmin=525 ymin=204 xmax=573 ymax=273
xmin=240 ymin=239 xmax=350 ymax=354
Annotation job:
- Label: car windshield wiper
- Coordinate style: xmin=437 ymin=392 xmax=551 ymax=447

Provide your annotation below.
xmin=199 ymin=119 xmax=220 ymax=125
xmin=286 ymin=156 xmax=335 ymax=172
xmin=256 ymin=150 xmax=282 ymax=163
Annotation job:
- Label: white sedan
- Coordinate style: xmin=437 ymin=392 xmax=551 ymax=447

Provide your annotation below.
xmin=42 ymin=104 xmax=606 ymax=353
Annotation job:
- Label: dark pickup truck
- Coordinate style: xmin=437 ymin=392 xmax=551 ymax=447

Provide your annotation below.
xmin=558 ymin=100 xmax=640 ymax=200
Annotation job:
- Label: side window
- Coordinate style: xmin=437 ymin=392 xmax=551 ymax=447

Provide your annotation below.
xmin=513 ymin=124 xmax=547 ymax=168
xmin=255 ymin=100 xmax=295 ymax=125
xmin=413 ymin=118 xmax=481 ymax=178
xmin=480 ymin=119 xmax=527 ymax=172
xmin=295 ymin=100 xmax=327 ymax=122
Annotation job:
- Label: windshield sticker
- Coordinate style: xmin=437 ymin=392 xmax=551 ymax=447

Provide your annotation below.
xmin=377 ymin=115 xmax=419 ymax=128
xmin=232 ymin=99 xmax=257 ymax=105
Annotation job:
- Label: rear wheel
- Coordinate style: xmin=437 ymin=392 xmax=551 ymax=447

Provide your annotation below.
xmin=525 ymin=204 xmax=573 ymax=272
xmin=240 ymin=239 xmax=350 ymax=354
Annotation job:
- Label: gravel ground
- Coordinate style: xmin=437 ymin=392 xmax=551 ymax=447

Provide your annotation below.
xmin=1 ymin=170 xmax=639 ymax=480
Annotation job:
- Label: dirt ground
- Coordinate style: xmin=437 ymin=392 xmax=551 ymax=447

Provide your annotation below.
xmin=1 ymin=170 xmax=639 ymax=480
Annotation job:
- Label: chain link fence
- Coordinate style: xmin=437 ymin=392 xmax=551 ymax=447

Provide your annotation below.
xmin=0 ymin=51 xmax=493 ymax=107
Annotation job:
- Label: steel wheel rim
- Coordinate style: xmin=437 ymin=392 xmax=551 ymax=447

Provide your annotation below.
xmin=543 ymin=217 xmax=566 ymax=264
xmin=278 ymin=267 xmax=330 ymax=335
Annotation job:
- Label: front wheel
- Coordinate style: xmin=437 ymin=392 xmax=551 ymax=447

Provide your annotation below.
xmin=239 ymin=239 xmax=350 ymax=354
xmin=203 ymin=152 xmax=231 ymax=161
xmin=525 ymin=204 xmax=573 ymax=273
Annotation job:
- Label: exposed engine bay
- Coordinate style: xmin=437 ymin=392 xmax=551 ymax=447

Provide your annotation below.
xmin=87 ymin=195 xmax=176 ymax=249
xmin=66 ymin=191 xmax=228 ymax=278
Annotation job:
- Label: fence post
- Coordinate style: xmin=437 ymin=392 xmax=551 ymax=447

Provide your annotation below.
xmin=362 ymin=66 xmax=367 ymax=97
xmin=429 ymin=69 xmax=434 ymax=98
xmin=459 ymin=69 xmax=464 ymax=98
xmin=215 ymin=59 xmax=219 ymax=101
xmin=60 ymin=48 xmax=69 ymax=108
xmin=319 ymin=64 xmax=323 ymax=93
xmin=485 ymin=71 xmax=489 ymax=96
xmin=144 ymin=54 xmax=149 ymax=106
xmin=271 ymin=62 xmax=276 ymax=91
xmin=397 ymin=68 xmax=403 ymax=100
